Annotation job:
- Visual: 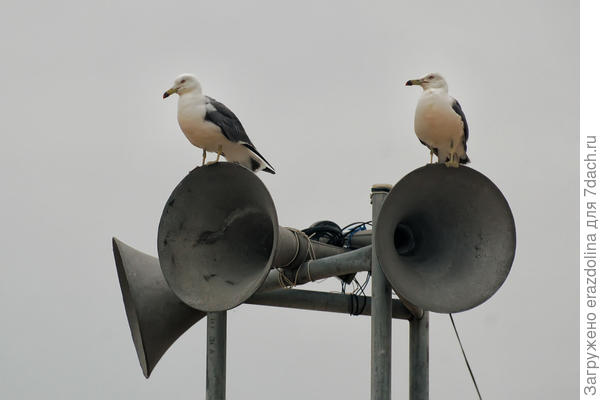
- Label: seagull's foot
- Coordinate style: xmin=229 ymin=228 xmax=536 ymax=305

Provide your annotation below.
xmin=444 ymin=153 xmax=460 ymax=168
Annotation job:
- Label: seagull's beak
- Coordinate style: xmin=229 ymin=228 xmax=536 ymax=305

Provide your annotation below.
xmin=405 ymin=79 xmax=422 ymax=86
xmin=163 ymin=87 xmax=177 ymax=99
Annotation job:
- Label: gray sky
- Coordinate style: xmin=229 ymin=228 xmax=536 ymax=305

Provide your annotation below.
xmin=0 ymin=0 xmax=578 ymax=398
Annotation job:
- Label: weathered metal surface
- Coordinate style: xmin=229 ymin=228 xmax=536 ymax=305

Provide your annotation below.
xmin=260 ymin=245 xmax=372 ymax=292
xmin=375 ymin=164 xmax=516 ymax=313
xmin=409 ymin=312 xmax=429 ymax=400
xmin=247 ymin=288 xmax=411 ymax=320
xmin=370 ymin=186 xmax=392 ymax=400
xmin=112 ymin=238 xmax=205 ymax=378
xmin=206 ymin=312 xmax=227 ymax=400
xmin=158 ymin=163 xmax=279 ymax=312
xmin=113 ymin=238 xmax=390 ymax=378
xmin=158 ymin=163 xmax=352 ymax=312
xmin=273 ymin=226 xmax=347 ymax=269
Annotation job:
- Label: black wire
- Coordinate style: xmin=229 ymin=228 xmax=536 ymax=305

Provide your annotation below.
xmin=360 ymin=272 xmax=371 ymax=293
xmin=302 ymin=225 xmax=344 ymax=246
xmin=348 ymin=293 xmax=367 ymax=315
xmin=348 ymin=293 xmax=356 ymax=314
xmin=303 ymin=220 xmax=373 ymax=293
xmin=341 ymin=221 xmax=366 ymax=231
xmin=303 ymin=221 xmax=356 ymax=284
xmin=449 ymin=314 xmax=483 ymax=400
xmin=346 ymin=274 xmax=369 ymax=315
xmin=347 ymin=276 xmax=366 ymax=316
xmin=341 ymin=221 xmax=372 ymax=237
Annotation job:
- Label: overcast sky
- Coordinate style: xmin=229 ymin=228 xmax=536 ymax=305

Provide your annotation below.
xmin=0 ymin=1 xmax=578 ymax=399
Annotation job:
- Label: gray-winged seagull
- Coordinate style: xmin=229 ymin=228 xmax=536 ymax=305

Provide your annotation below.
xmin=163 ymin=73 xmax=275 ymax=174
xmin=406 ymin=73 xmax=470 ymax=167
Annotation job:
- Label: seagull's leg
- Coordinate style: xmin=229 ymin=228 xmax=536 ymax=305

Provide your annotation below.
xmin=429 ymin=148 xmax=434 ymax=164
xmin=202 ymin=149 xmax=207 ymax=166
xmin=444 ymin=141 xmax=460 ymax=168
xmin=207 ymin=145 xmax=224 ymax=165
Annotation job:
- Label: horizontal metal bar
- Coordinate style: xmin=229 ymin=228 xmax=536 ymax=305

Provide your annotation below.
xmin=273 ymin=227 xmax=348 ymax=269
xmin=260 ymin=245 xmax=372 ymax=292
xmin=246 ymin=288 xmax=411 ymax=320
xmin=259 ymin=246 xmax=424 ymax=319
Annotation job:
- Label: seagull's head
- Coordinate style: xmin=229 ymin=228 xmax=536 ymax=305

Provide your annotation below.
xmin=406 ymin=73 xmax=448 ymax=91
xmin=163 ymin=74 xmax=202 ymax=98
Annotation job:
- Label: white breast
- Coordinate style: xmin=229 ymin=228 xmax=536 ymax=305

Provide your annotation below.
xmin=177 ymin=94 xmax=228 ymax=153
xmin=414 ymin=90 xmax=463 ymax=148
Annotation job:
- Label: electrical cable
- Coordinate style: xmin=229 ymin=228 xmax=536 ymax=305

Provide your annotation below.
xmin=348 ymin=292 xmax=367 ymax=315
xmin=346 ymin=273 xmax=369 ymax=315
xmin=301 ymin=220 xmax=373 ymax=299
xmin=449 ymin=313 xmax=483 ymax=400
xmin=302 ymin=220 xmax=355 ymax=284
xmin=302 ymin=222 xmax=344 ymax=247
xmin=341 ymin=221 xmax=372 ymax=233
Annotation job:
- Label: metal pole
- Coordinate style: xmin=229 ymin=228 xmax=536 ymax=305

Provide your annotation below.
xmin=409 ymin=312 xmax=429 ymax=400
xmin=371 ymin=185 xmax=392 ymax=400
xmin=206 ymin=311 xmax=226 ymax=400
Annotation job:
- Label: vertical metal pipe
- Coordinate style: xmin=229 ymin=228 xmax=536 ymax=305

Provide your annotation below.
xmin=206 ymin=311 xmax=227 ymax=400
xmin=409 ymin=312 xmax=429 ymax=400
xmin=371 ymin=185 xmax=392 ymax=400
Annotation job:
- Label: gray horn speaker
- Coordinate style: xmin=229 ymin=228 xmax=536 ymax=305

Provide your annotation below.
xmin=374 ymin=164 xmax=516 ymax=313
xmin=157 ymin=163 xmax=345 ymax=312
xmin=113 ymin=238 xmax=205 ymax=378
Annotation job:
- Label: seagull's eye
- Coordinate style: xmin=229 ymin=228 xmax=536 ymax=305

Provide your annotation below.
xmin=428 ymin=75 xmax=434 ymax=80
xmin=181 ymin=79 xmax=186 ymax=84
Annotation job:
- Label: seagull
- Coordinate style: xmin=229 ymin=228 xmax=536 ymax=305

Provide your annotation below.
xmin=406 ymin=73 xmax=469 ymax=168
xmin=163 ymin=74 xmax=275 ymax=174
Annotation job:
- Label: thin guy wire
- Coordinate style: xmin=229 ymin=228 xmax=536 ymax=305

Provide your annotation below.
xmin=449 ymin=313 xmax=483 ymax=400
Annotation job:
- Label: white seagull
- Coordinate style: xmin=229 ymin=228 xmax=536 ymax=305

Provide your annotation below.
xmin=163 ymin=74 xmax=275 ymax=174
xmin=406 ymin=73 xmax=469 ymax=167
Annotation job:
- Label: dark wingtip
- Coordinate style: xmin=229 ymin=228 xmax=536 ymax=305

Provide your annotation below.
xmin=460 ymin=155 xmax=471 ymax=164
xmin=263 ymin=167 xmax=276 ymax=174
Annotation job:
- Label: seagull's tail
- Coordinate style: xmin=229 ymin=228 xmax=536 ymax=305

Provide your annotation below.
xmin=262 ymin=165 xmax=276 ymax=174
xmin=460 ymin=155 xmax=470 ymax=164
xmin=242 ymin=143 xmax=276 ymax=174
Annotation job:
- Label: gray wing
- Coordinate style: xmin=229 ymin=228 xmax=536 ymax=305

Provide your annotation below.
xmin=451 ymin=98 xmax=470 ymax=163
xmin=204 ymin=96 xmax=254 ymax=145
xmin=451 ymin=98 xmax=469 ymax=143
xmin=205 ymin=96 xmax=276 ymax=173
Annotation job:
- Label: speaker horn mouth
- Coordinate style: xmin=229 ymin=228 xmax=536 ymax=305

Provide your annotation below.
xmin=158 ymin=163 xmax=278 ymax=312
xmin=375 ymin=164 xmax=516 ymax=313
xmin=113 ymin=238 xmax=205 ymax=378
